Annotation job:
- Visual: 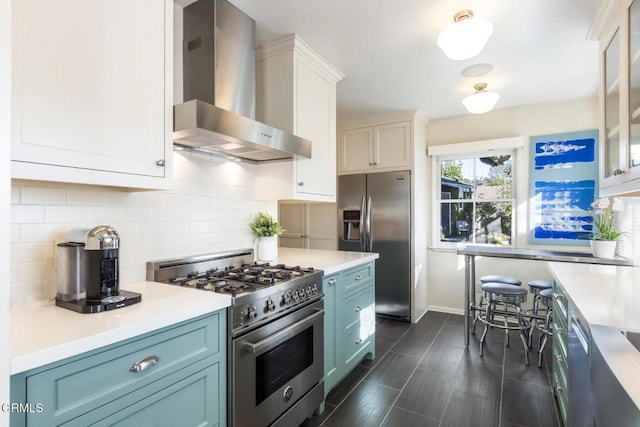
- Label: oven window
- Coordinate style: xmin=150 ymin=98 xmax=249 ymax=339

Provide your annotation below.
xmin=255 ymin=326 xmax=314 ymax=405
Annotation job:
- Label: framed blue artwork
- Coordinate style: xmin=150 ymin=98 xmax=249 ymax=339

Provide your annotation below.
xmin=529 ymin=129 xmax=598 ymax=246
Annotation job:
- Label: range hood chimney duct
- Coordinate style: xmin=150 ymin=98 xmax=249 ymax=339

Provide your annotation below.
xmin=173 ymin=0 xmax=311 ymax=162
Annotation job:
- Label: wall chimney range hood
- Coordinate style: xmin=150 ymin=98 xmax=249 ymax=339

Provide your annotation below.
xmin=173 ymin=0 xmax=311 ymax=162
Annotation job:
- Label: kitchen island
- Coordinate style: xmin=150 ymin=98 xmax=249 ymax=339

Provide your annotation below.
xmin=548 ymin=262 xmax=640 ymax=426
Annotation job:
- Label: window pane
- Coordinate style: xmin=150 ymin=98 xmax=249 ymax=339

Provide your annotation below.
xmin=475 ymin=155 xmax=513 ymax=199
xmin=440 ymin=159 xmax=474 ymax=199
xmin=474 ymin=202 xmax=512 ymax=245
xmin=440 ymin=201 xmax=472 ymax=242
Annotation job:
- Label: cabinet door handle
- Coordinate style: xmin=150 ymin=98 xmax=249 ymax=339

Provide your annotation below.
xmin=556 ymin=354 xmax=564 ymax=364
xmin=613 ymin=168 xmax=626 ymax=176
xmin=355 ymin=275 xmax=362 ymax=281
xmin=156 ymin=159 xmax=166 ymax=167
xmin=553 ymin=293 xmax=564 ymax=302
xmin=355 ymin=306 xmax=361 ymax=312
xmin=327 ymin=278 xmax=336 ymax=286
xmin=298 ymin=181 xmax=304 ymax=186
xmin=355 ymin=338 xmax=363 ymax=345
xmin=130 ymin=355 xmax=159 ymax=372
xmin=555 ymin=383 xmax=563 ymax=393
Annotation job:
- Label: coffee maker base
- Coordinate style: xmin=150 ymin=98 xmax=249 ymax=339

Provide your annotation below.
xmin=55 ymin=290 xmax=142 ymax=314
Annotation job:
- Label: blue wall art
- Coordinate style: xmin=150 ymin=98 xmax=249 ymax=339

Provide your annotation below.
xmin=529 ymin=130 xmax=599 ymax=246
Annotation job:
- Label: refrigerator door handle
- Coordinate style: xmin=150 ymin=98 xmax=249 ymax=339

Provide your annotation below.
xmin=359 ymin=196 xmax=367 ymax=251
xmin=366 ymin=196 xmax=373 ymax=251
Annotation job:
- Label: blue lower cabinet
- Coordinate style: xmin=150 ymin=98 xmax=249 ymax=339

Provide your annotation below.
xmin=323 ymin=262 xmax=375 ymax=399
xmin=10 ymin=310 xmax=226 ymax=427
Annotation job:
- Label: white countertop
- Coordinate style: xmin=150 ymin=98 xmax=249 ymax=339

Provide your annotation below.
xmin=10 ymin=281 xmax=231 ymax=375
xmin=10 ymin=248 xmax=376 ymax=375
xmin=274 ymin=247 xmax=379 ymax=275
xmin=547 ymin=262 xmax=640 ymax=330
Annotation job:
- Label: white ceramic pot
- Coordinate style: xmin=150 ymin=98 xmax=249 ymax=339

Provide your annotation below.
xmin=590 ymin=240 xmax=617 ymax=259
xmin=257 ymin=235 xmax=278 ymax=262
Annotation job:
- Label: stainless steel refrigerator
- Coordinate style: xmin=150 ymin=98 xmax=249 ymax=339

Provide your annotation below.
xmin=338 ymin=171 xmax=411 ymax=319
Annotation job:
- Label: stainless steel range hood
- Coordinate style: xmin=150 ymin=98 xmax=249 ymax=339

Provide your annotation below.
xmin=173 ymin=0 xmax=311 ymax=162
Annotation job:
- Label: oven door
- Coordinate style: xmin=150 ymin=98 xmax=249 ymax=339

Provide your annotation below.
xmin=233 ymin=299 xmax=324 ymax=427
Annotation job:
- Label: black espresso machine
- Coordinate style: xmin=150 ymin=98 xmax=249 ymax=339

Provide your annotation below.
xmin=55 ymin=225 xmax=141 ymax=313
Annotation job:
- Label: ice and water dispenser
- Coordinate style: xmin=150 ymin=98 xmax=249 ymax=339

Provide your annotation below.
xmin=342 ymin=210 xmax=361 ymax=241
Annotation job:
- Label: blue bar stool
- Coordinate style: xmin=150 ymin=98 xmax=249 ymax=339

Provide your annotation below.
xmin=535 ymin=288 xmax=554 ymax=367
xmin=477 ymin=282 xmax=530 ymax=365
xmin=473 ymin=275 xmax=522 ymax=335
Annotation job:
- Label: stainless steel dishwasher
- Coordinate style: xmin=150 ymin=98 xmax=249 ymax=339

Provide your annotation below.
xmin=567 ymin=302 xmax=594 ymax=427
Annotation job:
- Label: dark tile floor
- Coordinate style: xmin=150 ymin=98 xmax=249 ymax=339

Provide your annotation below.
xmin=305 ymin=311 xmax=561 ymax=427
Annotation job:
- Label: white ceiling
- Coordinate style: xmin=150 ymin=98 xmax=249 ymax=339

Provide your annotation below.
xmin=230 ymin=0 xmax=604 ymax=125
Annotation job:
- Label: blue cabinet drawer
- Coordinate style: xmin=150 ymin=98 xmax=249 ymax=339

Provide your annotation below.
xmin=26 ymin=312 xmax=221 ymax=426
xmin=342 ymin=263 xmax=373 ymax=294
xmin=341 ymin=321 xmax=373 ymax=369
xmin=341 ymin=285 xmax=374 ymax=333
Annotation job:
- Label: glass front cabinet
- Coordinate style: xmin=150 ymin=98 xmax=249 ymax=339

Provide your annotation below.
xmin=600 ymin=0 xmax=640 ymax=195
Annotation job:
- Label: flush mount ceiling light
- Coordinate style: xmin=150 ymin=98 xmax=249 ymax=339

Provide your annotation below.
xmin=437 ymin=10 xmax=493 ymax=61
xmin=462 ymin=83 xmax=500 ymax=114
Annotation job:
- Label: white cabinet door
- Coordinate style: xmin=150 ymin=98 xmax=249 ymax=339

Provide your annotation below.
xmin=294 ymin=59 xmax=337 ymax=198
xmin=279 ymin=203 xmax=306 ymax=248
xmin=338 ymin=127 xmax=373 ymax=174
xmin=373 ymin=121 xmax=411 ymax=170
xmin=11 ymin=0 xmax=171 ymax=190
xmin=307 ymin=203 xmax=337 ymax=250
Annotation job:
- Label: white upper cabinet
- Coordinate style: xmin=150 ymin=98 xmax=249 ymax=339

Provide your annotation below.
xmin=11 ymin=0 xmax=173 ymax=190
xmin=338 ymin=120 xmax=412 ymax=175
xmin=255 ymin=35 xmax=344 ymax=202
xmin=596 ymin=0 xmax=640 ymax=195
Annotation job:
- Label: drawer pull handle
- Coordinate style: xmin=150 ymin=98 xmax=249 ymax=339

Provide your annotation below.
xmin=556 ymin=328 xmax=564 ymax=336
xmin=328 ymin=279 xmax=336 ymax=286
xmin=355 ymin=338 xmax=363 ymax=345
xmin=553 ymin=293 xmax=564 ymax=301
xmin=555 ymin=383 xmax=563 ymax=393
xmin=556 ymin=354 xmax=564 ymax=364
xmin=130 ymin=355 xmax=159 ymax=372
xmin=355 ymin=275 xmax=362 ymax=281
xmin=355 ymin=306 xmax=361 ymax=312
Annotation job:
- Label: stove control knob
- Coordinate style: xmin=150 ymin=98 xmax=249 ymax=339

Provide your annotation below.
xmin=311 ymin=284 xmax=318 ymax=294
xmin=264 ymin=298 xmax=276 ymax=312
xmin=293 ymin=290 xmax=300 ymax=303
xmin=306 ymin=285 xmax=312 ymax=296
xmin=246 ymin=306 xmax=257 ymax=319
xmin=284 ymin=292 xmax=292 ymax=305
xmin=280 ymin=295 xmax=287 ymax=307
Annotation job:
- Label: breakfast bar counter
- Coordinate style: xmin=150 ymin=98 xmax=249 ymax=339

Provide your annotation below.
xmin=457 ymin=244 xmax=633 ymax=347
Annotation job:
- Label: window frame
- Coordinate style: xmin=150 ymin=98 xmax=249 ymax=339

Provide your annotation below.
xmin=428 ymin=137 xmax=525 ymax=250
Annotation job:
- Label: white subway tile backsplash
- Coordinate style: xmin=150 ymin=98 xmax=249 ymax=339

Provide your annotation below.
xmin=45 ymin=206 xmax=88 ymax=223
xmin=10 ymin=152 xmax=273 ymax=303
xmin=21 ymin=186 xmax=67 ymax=205
xmin=11 ymin=205 xmax=45 ymax=224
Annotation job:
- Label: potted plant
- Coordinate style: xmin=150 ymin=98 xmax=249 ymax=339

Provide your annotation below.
xmin=249 ymin=212 xmax=285 ymax=261
xmin=587 ymin=197 xmax=624 ymax=258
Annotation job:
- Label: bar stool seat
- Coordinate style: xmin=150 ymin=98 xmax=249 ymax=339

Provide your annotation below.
xmin=477 ymin=282 xmax=530 ymax=365
xmin=536 ymin=288 xmax=554 ymax=367
xmin=480 ymin=275 xmax=522 ymax=286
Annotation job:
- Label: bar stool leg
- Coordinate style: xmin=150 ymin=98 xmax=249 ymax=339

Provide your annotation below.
xmin=538 ymin=310 xmax=552 ymax=367
xmin=516 ymin=306 xmax=530 ymax=365
xmin=479 ymin=302 xmax=492 ymax=357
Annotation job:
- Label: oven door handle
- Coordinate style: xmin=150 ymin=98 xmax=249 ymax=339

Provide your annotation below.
xmin=245 ymin=308 xmax=324 ymax=354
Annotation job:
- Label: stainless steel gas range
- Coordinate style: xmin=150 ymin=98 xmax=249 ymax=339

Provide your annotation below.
xmin=147 ymin=249 xmax=324 ymax=427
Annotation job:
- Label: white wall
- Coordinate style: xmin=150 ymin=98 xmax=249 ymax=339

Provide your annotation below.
xmin=425 ymin=98 xmax=612 ymax=313
xmin=10 ymin=152 xmax=276 ymax=304
xmin=1 ymin=0 xmax=11 ymax=421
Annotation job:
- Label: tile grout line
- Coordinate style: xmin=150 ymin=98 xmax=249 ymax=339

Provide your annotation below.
xmin=377 ymin=315 xmax=452 ymax=426
xmin=318 ymin=320 xmax=415 ymax=427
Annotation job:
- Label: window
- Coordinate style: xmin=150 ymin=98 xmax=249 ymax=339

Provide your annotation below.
xmin=437 ymin=150 xmax=515 ymax=246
